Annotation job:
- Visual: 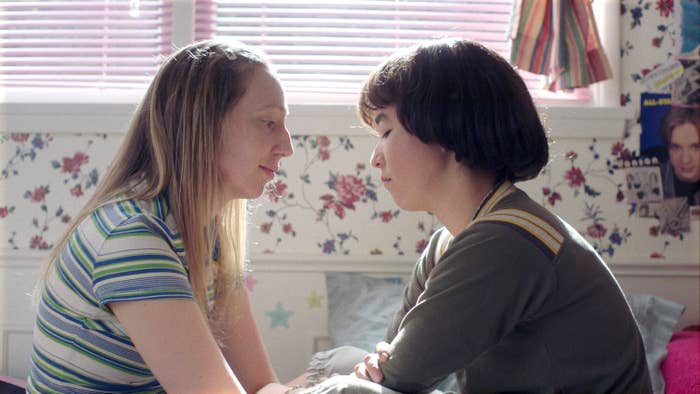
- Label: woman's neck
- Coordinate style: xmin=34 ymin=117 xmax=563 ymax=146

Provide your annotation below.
xmin=431 ymin=168 xmax=498 ymax=237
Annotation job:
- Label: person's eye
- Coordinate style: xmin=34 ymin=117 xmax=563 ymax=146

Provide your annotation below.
xmin=381 ymin=129 xmax=392 ymax=138
xmin=263 ymin=120 xmax=276 ymax=129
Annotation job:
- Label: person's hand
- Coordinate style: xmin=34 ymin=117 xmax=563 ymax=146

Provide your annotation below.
xmin=351 ymin=342 xmax=390 ymax=383
xmin=256 ymin=382 xmax=290 ymax=394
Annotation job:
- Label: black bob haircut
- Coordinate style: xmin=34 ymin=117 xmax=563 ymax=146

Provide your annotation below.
xmin=358 ymin=39 xmax=550 ymax=182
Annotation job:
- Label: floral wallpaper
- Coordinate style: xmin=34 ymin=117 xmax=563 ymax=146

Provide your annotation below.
xmin=620 ymin=0 xmax=678 ymax=107
xmin=1 ymin=131 xmax=695 ymax=262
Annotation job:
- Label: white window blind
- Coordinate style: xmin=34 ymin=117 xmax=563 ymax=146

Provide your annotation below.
xmin=195 ymin=0 xmax=588 ymax=102
xmin=0 ymin=0 xmax=173 ymax=89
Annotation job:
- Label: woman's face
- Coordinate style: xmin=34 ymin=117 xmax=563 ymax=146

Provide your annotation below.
xmin=668 ymin=122 xmax=700 ymax=183
xmin=369 ymin=105 xmax=450 ymax=211
xmin=217 ymin=67 xmax=293 ymax=203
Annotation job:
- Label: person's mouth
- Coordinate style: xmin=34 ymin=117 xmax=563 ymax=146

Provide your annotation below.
xmin=260 ymin=165 xmax=278 ymax=178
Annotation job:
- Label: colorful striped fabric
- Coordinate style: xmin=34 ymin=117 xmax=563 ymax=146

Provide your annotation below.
xmin=26 ymin=193 xmax=205 ymax=393
xmin=509 ymin=0 xmax=612 ymax=91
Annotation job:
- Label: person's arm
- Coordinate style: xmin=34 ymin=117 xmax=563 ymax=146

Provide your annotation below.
xmin=110 ymin=298 xmax=246 ymax=394
xmin=378 ymin=226 xmax=557 ymax=393
xmin=384 ymin=228 xmax=446 ymax=342
xmin=211 ymin=284 xmax=279 ymax=393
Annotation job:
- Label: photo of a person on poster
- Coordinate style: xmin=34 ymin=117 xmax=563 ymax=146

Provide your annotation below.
xmin=658 ymin=106 xmax=700 ymax=206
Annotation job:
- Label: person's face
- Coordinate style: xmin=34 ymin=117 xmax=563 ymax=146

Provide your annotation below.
xmin=668 ymin=122 xmax=700 ymax=183
xmin=217 ymin=66 xmax=293 ymax=203
xmin=369 ymin=105 xmax=449 ymax=211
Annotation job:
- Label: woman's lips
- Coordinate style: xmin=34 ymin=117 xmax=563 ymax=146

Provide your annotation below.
xmin=260 ymin=165 xmax=276 ymax=178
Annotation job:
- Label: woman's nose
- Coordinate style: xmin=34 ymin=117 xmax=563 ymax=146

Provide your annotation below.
xmin=278 ymin=126 xmax=294 ymax=157
xmin=370 ymin=144 xmax=383 ymax=168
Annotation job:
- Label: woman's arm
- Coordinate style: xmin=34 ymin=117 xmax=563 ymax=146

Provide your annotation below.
xmin=111 ymin=298 xmax=245 ymax=394
xmin=212 ymin=285 xmax=279 ymax=393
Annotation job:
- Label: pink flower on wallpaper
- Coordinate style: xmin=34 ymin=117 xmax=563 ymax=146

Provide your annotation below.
xmin=29 ymin=186 xmax=49 ymax=203
xmin=0 ymin=207 xmax=9 ymax=218
xmin=586 ymin=223 xmax=607 ymax=239
xmin=333 ymin=203 xmax=345 ymax=219
xmin=10 ymin=133 xmax=30 ymax=143
xmin=656 ymin=0 xmax=673 ymax=17
xmin=380 ymin=211 xmax=393 ymax=223
xmin=334 ymin=175 xmax=366 ymax=207
xmin=548 ymin=192 xmax=562 ymax=206
xmin=611 ymin=142 xmax=624 ymax=156
xmin=318 ymin=148 xmax=330 ymax=161
xmin=650 ymin=252 xmax=665 ymax=259
xmin=416 ymin=239 xmax=428 ymax=254
xmin=70 ymin=185 xmax=84 ymax=197
xmin=30 ymin=235 xmax=50 ymax=250
xmin=260 ymin=222 xmax=272 ymax=234
xmin=62 ymin=152 xmax=89 ymax=174
xmin=564 ymin=167 xmax=586 ymax=187
xmin=282 ymin=223 xmax=293 ymax=234
xmin=244 ymin=272 xmax=258 ymax=292
xmin=317 ymin=136 xmax=331 ymax=148
xmin=266 ymin=180 xmax=288 ymax=203
xmin=316 ymin=136 xmax=332 ymax=161
xmin=649 ymin=226 xmax=660 ymax=237
xmin=652 ymin=37 xmax=663 ymax=48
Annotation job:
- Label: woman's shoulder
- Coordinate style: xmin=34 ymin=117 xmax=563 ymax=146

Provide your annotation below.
xmin=79 ymin=193 xmax=179 ymax=245
xmin=455 ymin=190 xmax=569 ymax=262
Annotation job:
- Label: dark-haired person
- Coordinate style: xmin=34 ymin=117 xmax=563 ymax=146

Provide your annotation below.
xmin=305 ymin=39 xmax=651 ymax=394
xmin=659 ymin=106 xmax=700 ymax=206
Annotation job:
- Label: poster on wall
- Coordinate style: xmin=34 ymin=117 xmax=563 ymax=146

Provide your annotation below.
xmin=635 ymin=93 xmax=700 ymax=229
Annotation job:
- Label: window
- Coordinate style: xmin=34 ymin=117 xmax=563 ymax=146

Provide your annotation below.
xmin=0 ymin=0 xmax=617 ymax=105
xmin=194 ymin=0 xmax=589 ymax=103
xmin=0 ymin=0 xmax=173 ymax=89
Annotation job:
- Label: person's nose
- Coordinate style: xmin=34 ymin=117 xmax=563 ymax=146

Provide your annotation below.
xmin=276 ymin=125 xmax=294 ymax=157
xmin=370 ymin=142 xmax=384 ymax=168
xmin=681 ymin=148 xmax=693 ymax=164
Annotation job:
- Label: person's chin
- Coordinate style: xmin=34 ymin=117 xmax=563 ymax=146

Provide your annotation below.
xmin=391 ymin=195 xmax=422 ymax=211
xmin=677 ymin=172 xmax=700 ymax=183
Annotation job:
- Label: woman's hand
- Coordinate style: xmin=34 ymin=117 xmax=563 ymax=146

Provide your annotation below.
xmin=351 ymin=342 xmax=390 ymax=383
xmin=256 ymin=382 xmax=291 ymax=394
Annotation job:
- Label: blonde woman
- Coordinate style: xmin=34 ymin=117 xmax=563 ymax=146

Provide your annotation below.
xmin=27 ymin=41 xmax=294 ymax=393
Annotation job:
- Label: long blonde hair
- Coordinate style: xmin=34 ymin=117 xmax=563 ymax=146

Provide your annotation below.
xmin=37 ymin=40 xmax=267 ymax=319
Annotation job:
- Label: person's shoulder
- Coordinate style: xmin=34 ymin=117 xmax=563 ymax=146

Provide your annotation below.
xmin=456 ymin=190 xmax=568 ymax=262
xmin=81 ymin=194 xmax=178 ymax=245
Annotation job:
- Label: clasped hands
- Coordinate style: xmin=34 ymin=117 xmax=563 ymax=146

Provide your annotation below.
xmin=351 ymin=341 xmax=391 ymax=383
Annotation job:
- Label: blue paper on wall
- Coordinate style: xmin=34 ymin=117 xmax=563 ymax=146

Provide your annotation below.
xmin=639 ymin=92 xmax=672 ymax=160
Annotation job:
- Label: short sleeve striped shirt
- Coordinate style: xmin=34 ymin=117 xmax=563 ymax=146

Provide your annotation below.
xmin=27 ymin=194 xmax=202 ymax=393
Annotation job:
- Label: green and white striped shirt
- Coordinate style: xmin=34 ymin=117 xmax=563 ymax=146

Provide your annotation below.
xmin=27 ymin=193 xmax=212 ymax=393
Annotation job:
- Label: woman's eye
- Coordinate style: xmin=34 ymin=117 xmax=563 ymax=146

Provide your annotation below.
xmin=264 ymin=120 xmax=275 ymax=129
xmin=381 ymin=129 xmax=392 ymax=138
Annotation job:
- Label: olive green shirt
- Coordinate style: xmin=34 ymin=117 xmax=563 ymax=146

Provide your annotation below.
xmin=382 ymin=183 xmax=651 ymax=393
